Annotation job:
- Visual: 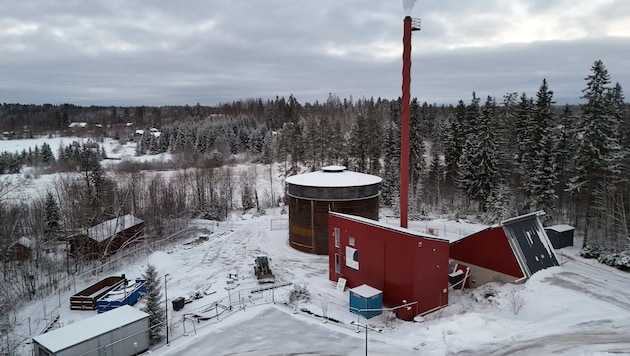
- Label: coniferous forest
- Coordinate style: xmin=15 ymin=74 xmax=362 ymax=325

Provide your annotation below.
xmin=0 ymin=60 xmax=629 ymax=308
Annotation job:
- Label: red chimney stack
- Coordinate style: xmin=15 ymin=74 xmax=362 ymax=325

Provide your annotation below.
xmin=401 ymin=16 xmax=420 ymax=228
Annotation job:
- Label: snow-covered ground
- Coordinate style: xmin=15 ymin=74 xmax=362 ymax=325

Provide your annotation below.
xmin=9 ymin=213 xmax=630 ymax=356
xmin=4 ymin=136 xmax=630 ymax=355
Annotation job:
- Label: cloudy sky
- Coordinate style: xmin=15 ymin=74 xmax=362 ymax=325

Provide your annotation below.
xmin=1 ymin=0 xmax=629 ymax=106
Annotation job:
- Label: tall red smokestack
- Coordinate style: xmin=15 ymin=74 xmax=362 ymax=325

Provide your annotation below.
xmin=400 ymin=16 xmax=419 ymax=228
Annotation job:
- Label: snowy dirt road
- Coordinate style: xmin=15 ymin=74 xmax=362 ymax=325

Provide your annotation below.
xmin=449 ymin=253 xmax=630 ymax=355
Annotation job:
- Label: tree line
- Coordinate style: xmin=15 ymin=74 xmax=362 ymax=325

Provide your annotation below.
xmin=0 ymin=60 xmax=628 ymax=310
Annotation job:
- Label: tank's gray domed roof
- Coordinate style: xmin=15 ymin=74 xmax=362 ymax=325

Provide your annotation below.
xmin=285 ymin=166 xmax=382 ymax=188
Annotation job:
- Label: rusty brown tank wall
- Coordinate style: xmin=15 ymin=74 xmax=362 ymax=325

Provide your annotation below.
xmin=288 ymin=195 xmax=379 ymax=255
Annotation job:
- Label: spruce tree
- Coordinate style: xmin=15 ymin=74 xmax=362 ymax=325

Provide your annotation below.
xmin=426 ymin=149 xmax=444 ymax=209
xmin=40 ymin=143 xmax=55 ymax=164
xmin=484 ymin=183 xmax=517 ymax=224
xmin=458 ymin=95 xmax=499 ymax=212
xmin=241 ymin=183 xmax=256 ymax=210
xmin=408 ymin=98 xmax=426 ymax=212
xmin=381 ymin=120 xmax=400 ymax=206
xmin=365 ymin=101 xmax=383 ymax=175
xmin=348 ymin=117 xmax=368 ymax=172
xmin=442 ymin=101 xmax=466 ymax=203
xmin=317 ymin=116 xmax=333 ymax=166
xmin=522 ymin=79 xmax=558 ymax=219
xmin=44 ymin=191 xmax=61 ymax=239
xmin=553 ymin=105 xmax=578 ymax=213
xmin=571 ymin=60 xmax=619 ymax=247
xmin=141 ymin=264 xmax=165 ymax=345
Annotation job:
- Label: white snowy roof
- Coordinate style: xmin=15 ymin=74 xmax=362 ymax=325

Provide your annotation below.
xmin=32 ymin=305 xmax=148 ymax=353
xmin=99 ymin=280 xmax=145 ymax=302
xmin=13 ymin=236 xmax=34 ymax=248
xmin=285 ymin=166 xmax=382 ymax=188
xmin=330 ymin=212 xmax=449 ymax=242
xmin=87 ymin=214 xmax=144 ymax=243
xmin=545 ymin=224 xmax=575 ymax=233
xmin=351 ymin=284 xmax=382 ymax=298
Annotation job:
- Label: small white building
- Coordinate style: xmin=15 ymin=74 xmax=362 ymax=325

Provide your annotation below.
xmin=32 ymin=305 xmax=150 ymax=356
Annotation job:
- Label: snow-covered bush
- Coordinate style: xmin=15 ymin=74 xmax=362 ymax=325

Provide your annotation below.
xmin=581 ymin=246 xmax=630 ymax=271
xmin=288 ymin=283 xmax=310 ymax=305
xmin=506 ymin=288 xmax=526 ymax=315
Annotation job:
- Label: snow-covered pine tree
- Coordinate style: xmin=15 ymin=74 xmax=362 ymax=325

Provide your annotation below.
xmin=241 ymin=183 xmax=256 ymax=210
xmin=522 ymin=79 xmax=558 ymax=220
xmin=303 ymin=117 xmax=320 ymax=170
xmin=381 ymin=120 xmax=400 ymax=206
xmin=599 ymin=81 xmax=629 ymax=251
xmin=317 ymin=116 xmax=333 ymax=166
xmin=277 ymin=120 xmax=303 ymax=177
xmin=458 ymin=95 xmax=499 ymax=212
xmin=571 ymin=60 xmax=621 ymax=248
xmin=348 ymin=116 xmax=368 ymax=172
xmin=43 ymin=191 xmax=61 ymax=239
xmin=511 ymin=93 xmax=534 ymax=200
xmin=553 ymin=105 xmax=578 ymax=216
xmin=141 ymin=264 xmax=165 ymax=345
xmin=484 ymin=183 xmax=517 ymax=224
xmin=441 ymin=101 xmax=466 ymax=204
xmin=328 ymin=120 xmax=345 ymax=166
xmin=365 ymin=103 xmax=383 ymax=176
xmin=426 ymin=149 xmax=444 ymax=209
xmin=408 ymin=98 xmax=427 ymax=213
xmin=40 ymin=143 xmax=55 ymax=164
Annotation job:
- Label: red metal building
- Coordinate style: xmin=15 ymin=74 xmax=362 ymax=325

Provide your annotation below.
xmin=328 ymin=212 xmax=449 ymax=320
xmin=449 ymin=212 xmax=559 ymax=287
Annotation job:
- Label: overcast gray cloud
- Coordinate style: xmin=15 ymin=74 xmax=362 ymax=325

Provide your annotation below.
xmin=0 ymin=0 xmax=628 ymax=106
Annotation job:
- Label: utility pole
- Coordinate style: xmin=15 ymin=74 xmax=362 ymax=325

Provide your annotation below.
xmin=164 ymin=273 xmax=169 ymax=345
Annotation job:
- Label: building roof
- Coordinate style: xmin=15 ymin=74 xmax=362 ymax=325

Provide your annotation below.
xmin=32 ymin=305 xmax=148 ymax=353
xmin=330 ymin=212 xmax=449 ymax=243
xmin=351 ymin=284 xmax=382 ymax=298
xmin=285 ymin=166 xmax=382 ymax=188
xmin=544 ymin=224 xmax=575 ymax=233
xmin=10 ymin=237 xmax=34 ymax=249
xmin=87 ymin=214 xmax=144 ymax=243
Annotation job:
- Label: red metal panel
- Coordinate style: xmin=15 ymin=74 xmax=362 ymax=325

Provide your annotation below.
xmin=450 ymin=227 xmax=524 ymax=278
xmin=412 ymin=238 xmax=449 ymax=318
xmin=328 ymin=214 xmax=450 ymax=319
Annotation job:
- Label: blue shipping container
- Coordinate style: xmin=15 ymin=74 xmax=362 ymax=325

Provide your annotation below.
xmin=97 ymin=279 xmax=147 ymax=313
xmin=349 ymin=284 xmax=382 ymax=319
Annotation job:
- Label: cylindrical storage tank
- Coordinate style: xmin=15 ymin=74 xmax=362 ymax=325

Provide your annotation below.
xmin=285 ymin=165 xmax=382 ymax=255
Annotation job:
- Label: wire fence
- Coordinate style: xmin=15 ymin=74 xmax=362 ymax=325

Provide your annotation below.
xmin=382 ymin=215 xmax=484 ymax=239
xmin=269 ymin=218 xmax=288 ymax=231
xmin=2 ymin=225 xmax=197 ymax=356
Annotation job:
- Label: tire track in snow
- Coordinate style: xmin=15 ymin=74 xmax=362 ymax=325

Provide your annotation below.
xmin=456 ymin=330 xmax=630 ymax=355
xmin=544 ymin=271 xmax=630 ymax=310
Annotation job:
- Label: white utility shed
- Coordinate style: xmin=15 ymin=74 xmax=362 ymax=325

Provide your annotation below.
xmin=32 ymin=305 xmax=149 ymax=356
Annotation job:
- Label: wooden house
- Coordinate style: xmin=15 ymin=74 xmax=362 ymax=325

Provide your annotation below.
xmin=69 ymin=215 xmax=144 ymax=258
xmin=6 ymin=237 xmax=34 ymax=261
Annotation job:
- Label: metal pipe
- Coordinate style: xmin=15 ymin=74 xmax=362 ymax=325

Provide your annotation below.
xmin=400 ymin=16 xmax=412 ymax=228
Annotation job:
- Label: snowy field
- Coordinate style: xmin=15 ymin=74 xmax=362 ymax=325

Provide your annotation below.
xmin=3 ymin=136 xmax=630 ymax=355
xmin=0 ymin=136 xmax=173 ymax=203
